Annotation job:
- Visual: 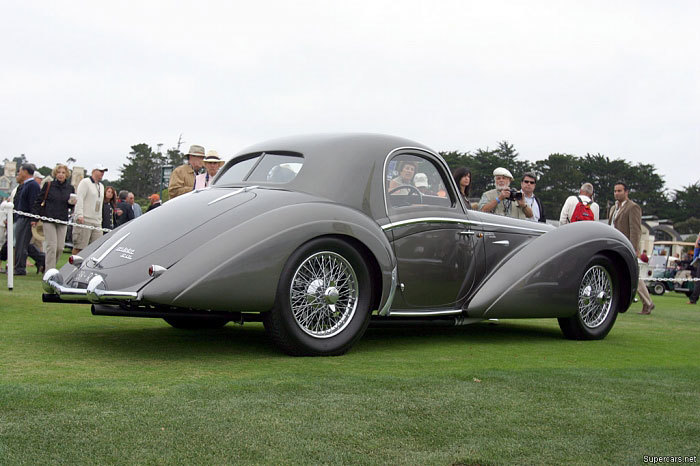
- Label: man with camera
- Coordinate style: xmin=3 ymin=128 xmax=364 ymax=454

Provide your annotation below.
xmin=478 ymin=167 xmax=533 ymax=220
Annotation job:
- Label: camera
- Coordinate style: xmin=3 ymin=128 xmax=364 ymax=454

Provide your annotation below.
xmin=506 ymin=188 xmax=523 ymax=201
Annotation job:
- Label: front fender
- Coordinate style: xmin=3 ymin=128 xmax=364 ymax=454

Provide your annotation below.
xmin=141 ymin=202 xmax=395 ymax=312
xmin=466 ymin=222 xmax=637 ymax=319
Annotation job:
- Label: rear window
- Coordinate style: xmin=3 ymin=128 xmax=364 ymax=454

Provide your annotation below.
xmin=214 ymin=152 xmax=303 ymax=185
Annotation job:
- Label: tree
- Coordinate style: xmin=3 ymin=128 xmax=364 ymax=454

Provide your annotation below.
xmin=673 ymin=217 xmax=700 ymax=235
xmin=37 ymin=166 xmax=52 ymax=177
xmin=533 ymin=153 xmax=582 ymax=219
xmin=441 ymin=140 xmax=530 ymax=199
xmin=578 ymin=154 xmax=669 ymax=219
xmin=440 ymin=142 xmax=672 ymax=220
xmin=13 ymin=154 xmax=27 ymax=167
xmin=117 ymin=144 xmax=166 ymax=198
xmin=167 ymin=148 xmax=184 ymax=167
xmin=669 ymin=182 xmax=700 ymax=226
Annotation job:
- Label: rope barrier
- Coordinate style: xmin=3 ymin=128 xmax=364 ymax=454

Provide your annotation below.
xmin=1 ymin=202 xmax=109 ymax=290
xmin=10 ymin=209 xmax=110 ymax=232
xmin=640 ymin=276 xmax=700 ymax=282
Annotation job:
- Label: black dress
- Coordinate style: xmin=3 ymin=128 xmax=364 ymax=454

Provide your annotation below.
xmin=102 ymin=202 xmax=116 ymax=229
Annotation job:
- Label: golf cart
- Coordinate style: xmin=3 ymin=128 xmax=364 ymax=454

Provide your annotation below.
xmin=640 ymin=241 xmax=696 ymax=296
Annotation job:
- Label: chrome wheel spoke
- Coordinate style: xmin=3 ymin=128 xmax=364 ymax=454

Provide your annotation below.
xmin=290 ymin=251 xmax=359 ymax=338
xmin=578 ymin=265 xmax=612 ymax=328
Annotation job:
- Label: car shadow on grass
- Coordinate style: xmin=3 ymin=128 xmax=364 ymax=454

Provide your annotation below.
xmin=363 ymin=320 xmax=564 ymax=346
xmin=39 ymin=317 xmax=565 ymax=361
xmin=41 ymin=322 xmax=281 ymax=360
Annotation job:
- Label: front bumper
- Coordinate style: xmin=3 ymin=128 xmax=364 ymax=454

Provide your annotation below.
xmin=42 ymin=268 xmax=139 ymax=304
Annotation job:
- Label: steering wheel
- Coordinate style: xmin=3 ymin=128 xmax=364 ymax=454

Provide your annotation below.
xmin=388 ymin=184 xmax=423 ymax=204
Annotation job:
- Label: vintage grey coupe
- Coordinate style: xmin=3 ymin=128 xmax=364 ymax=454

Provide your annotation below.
xmin=43 ymin=134 xmax=638 ymax=356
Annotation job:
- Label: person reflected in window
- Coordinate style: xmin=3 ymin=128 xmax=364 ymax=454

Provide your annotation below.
xmin=389 ymin=161 xmax=417 ymax=194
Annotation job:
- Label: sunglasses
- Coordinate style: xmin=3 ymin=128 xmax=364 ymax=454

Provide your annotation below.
xmin=522 ymin=180 xmax=536 ymax=184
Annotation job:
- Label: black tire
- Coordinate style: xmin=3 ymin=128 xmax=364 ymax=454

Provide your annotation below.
xmin=263 ymin=237 xmax=372 ymax=356
xmin=652 ymin=282 xmax=665 ymax=296
xmin=558 ymin=254 xmax=620 ymax=340
xmin=163 ymin=317 xmax=229 ymax=329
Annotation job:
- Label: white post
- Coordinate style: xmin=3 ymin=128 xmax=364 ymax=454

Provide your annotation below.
xmin=4 ymin=202 xmax=14 ymax=290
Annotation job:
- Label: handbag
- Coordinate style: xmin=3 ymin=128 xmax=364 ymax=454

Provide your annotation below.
xmin=39 ymin=181 xmax=51 ymax=218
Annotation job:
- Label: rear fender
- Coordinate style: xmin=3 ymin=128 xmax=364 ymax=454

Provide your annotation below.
xmin=141 ymin=202 xmax=395 ymax=312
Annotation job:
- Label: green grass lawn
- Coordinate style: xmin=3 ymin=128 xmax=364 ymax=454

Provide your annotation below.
xmin=1 ymin=260 xmax=699 ymax=465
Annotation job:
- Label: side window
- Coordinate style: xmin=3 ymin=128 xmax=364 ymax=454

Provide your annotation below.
xmin=386 ymin=154 xmax=456 ymax=212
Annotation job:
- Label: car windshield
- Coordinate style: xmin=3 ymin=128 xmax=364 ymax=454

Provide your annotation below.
xmin=214 ymin=152 xmax=303 ymax=185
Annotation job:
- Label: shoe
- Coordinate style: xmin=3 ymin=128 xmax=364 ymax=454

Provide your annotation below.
xmin=688 ymin=301 xmax=697 ymax=305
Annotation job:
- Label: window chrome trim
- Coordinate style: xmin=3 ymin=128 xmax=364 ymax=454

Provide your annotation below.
xmin=381 ymin=216 xmax=549 ymax=234
xmin=382 ymin=147 xmax=466 ymax=217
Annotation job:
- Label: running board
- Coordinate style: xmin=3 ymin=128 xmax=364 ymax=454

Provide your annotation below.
xmin=370 ymin=315 xmax=483 ymax=327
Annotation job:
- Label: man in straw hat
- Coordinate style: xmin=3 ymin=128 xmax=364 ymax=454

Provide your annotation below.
xmin=194 ymin=150 xmax=225 ymax=190
xmin=168 ymin=144 xmax=205 ymax=199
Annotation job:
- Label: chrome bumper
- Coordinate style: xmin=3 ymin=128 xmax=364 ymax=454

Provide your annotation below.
xmin=42 ymin=268 xmax=138 ymax=303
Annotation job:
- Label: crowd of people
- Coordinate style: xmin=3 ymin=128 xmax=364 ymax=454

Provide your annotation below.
xmin=0 ymin=144 xmax=226 ymax=275
xmin=2 ymin=149 xmax=699 ymax=311
xmin=443 ymin=165 xmax=698 ymax=311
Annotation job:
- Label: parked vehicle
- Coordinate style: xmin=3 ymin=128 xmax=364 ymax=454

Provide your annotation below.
xmin=641 ymin=241 xmax=696 ymax=296
xmin=42 ymin=134 xmax=638 ymax=355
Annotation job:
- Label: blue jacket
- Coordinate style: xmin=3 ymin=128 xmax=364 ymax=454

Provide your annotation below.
xmin=15 ymin=179 xmax=41 ymax=217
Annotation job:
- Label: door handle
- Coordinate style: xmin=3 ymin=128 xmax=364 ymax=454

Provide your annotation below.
xmin=493 ymin=240 xmax=510 ymax=246
xmin=459 ymin=231 xmax=475 ymax=237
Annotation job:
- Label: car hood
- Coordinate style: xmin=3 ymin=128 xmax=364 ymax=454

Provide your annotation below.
xmin=62 ymin=186 xmax=319 ymax=291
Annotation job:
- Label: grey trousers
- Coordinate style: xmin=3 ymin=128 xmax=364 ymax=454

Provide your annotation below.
xmin=14 ymin=217 xmax=45 ymax=274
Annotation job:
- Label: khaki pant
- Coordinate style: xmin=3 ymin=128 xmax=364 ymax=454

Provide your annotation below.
xmin=72 ymin=221 xmax=103 ymax=250
xmin=637 ymin=277 xmax=653 ymax=307
xmin=44 ymin=222 xmax=68 ymax=270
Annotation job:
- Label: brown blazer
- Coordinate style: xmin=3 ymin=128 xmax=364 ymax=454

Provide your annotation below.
xmin=608 ymin=200 xmax=642 ymax=253
xmin=168 ymin=163 xmax=195 ymax=199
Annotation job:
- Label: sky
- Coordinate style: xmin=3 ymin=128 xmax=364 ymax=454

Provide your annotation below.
xmin=2 ymin=0 xmax=698 ymax=192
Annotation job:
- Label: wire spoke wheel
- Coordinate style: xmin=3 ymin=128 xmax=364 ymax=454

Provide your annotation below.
xmin=264 ymin=238 xmax=372 ymax=356
xmin=577 ymin=264 xmax=613 ymax=328
xmin=290 ymin=251 xmax=359 ymax=338
xmin=559 ymin=254 xmax=620 ymax=340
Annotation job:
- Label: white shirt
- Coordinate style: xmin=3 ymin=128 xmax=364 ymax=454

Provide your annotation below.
xmin=194 ymin=172 xmax=214 ymax=190
xmin=74 ymin=176 xmax=104 ymax=224
xmin=524 ymin=194 xmax=540 ymax=222
xmin=559 ymin=194 xmax=600 ymax=225
xmin=612 ymin=200 xmax=627 ymax=224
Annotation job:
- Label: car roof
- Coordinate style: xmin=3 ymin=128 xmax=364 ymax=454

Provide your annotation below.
xmin=226 ymin=133 xmax=441 ymax=218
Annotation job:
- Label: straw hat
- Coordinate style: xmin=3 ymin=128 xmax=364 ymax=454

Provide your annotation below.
xmin=203 ymin=150 xmax=225 ymax=163
xmin=31 ymin=222 xmax=45 ymax=243
xmin=186 ymin=145 xmax=206 ymax=157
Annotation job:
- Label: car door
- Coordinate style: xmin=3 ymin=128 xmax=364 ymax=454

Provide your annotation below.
xmin=384 ymin=150 xmax=483 ymax=310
